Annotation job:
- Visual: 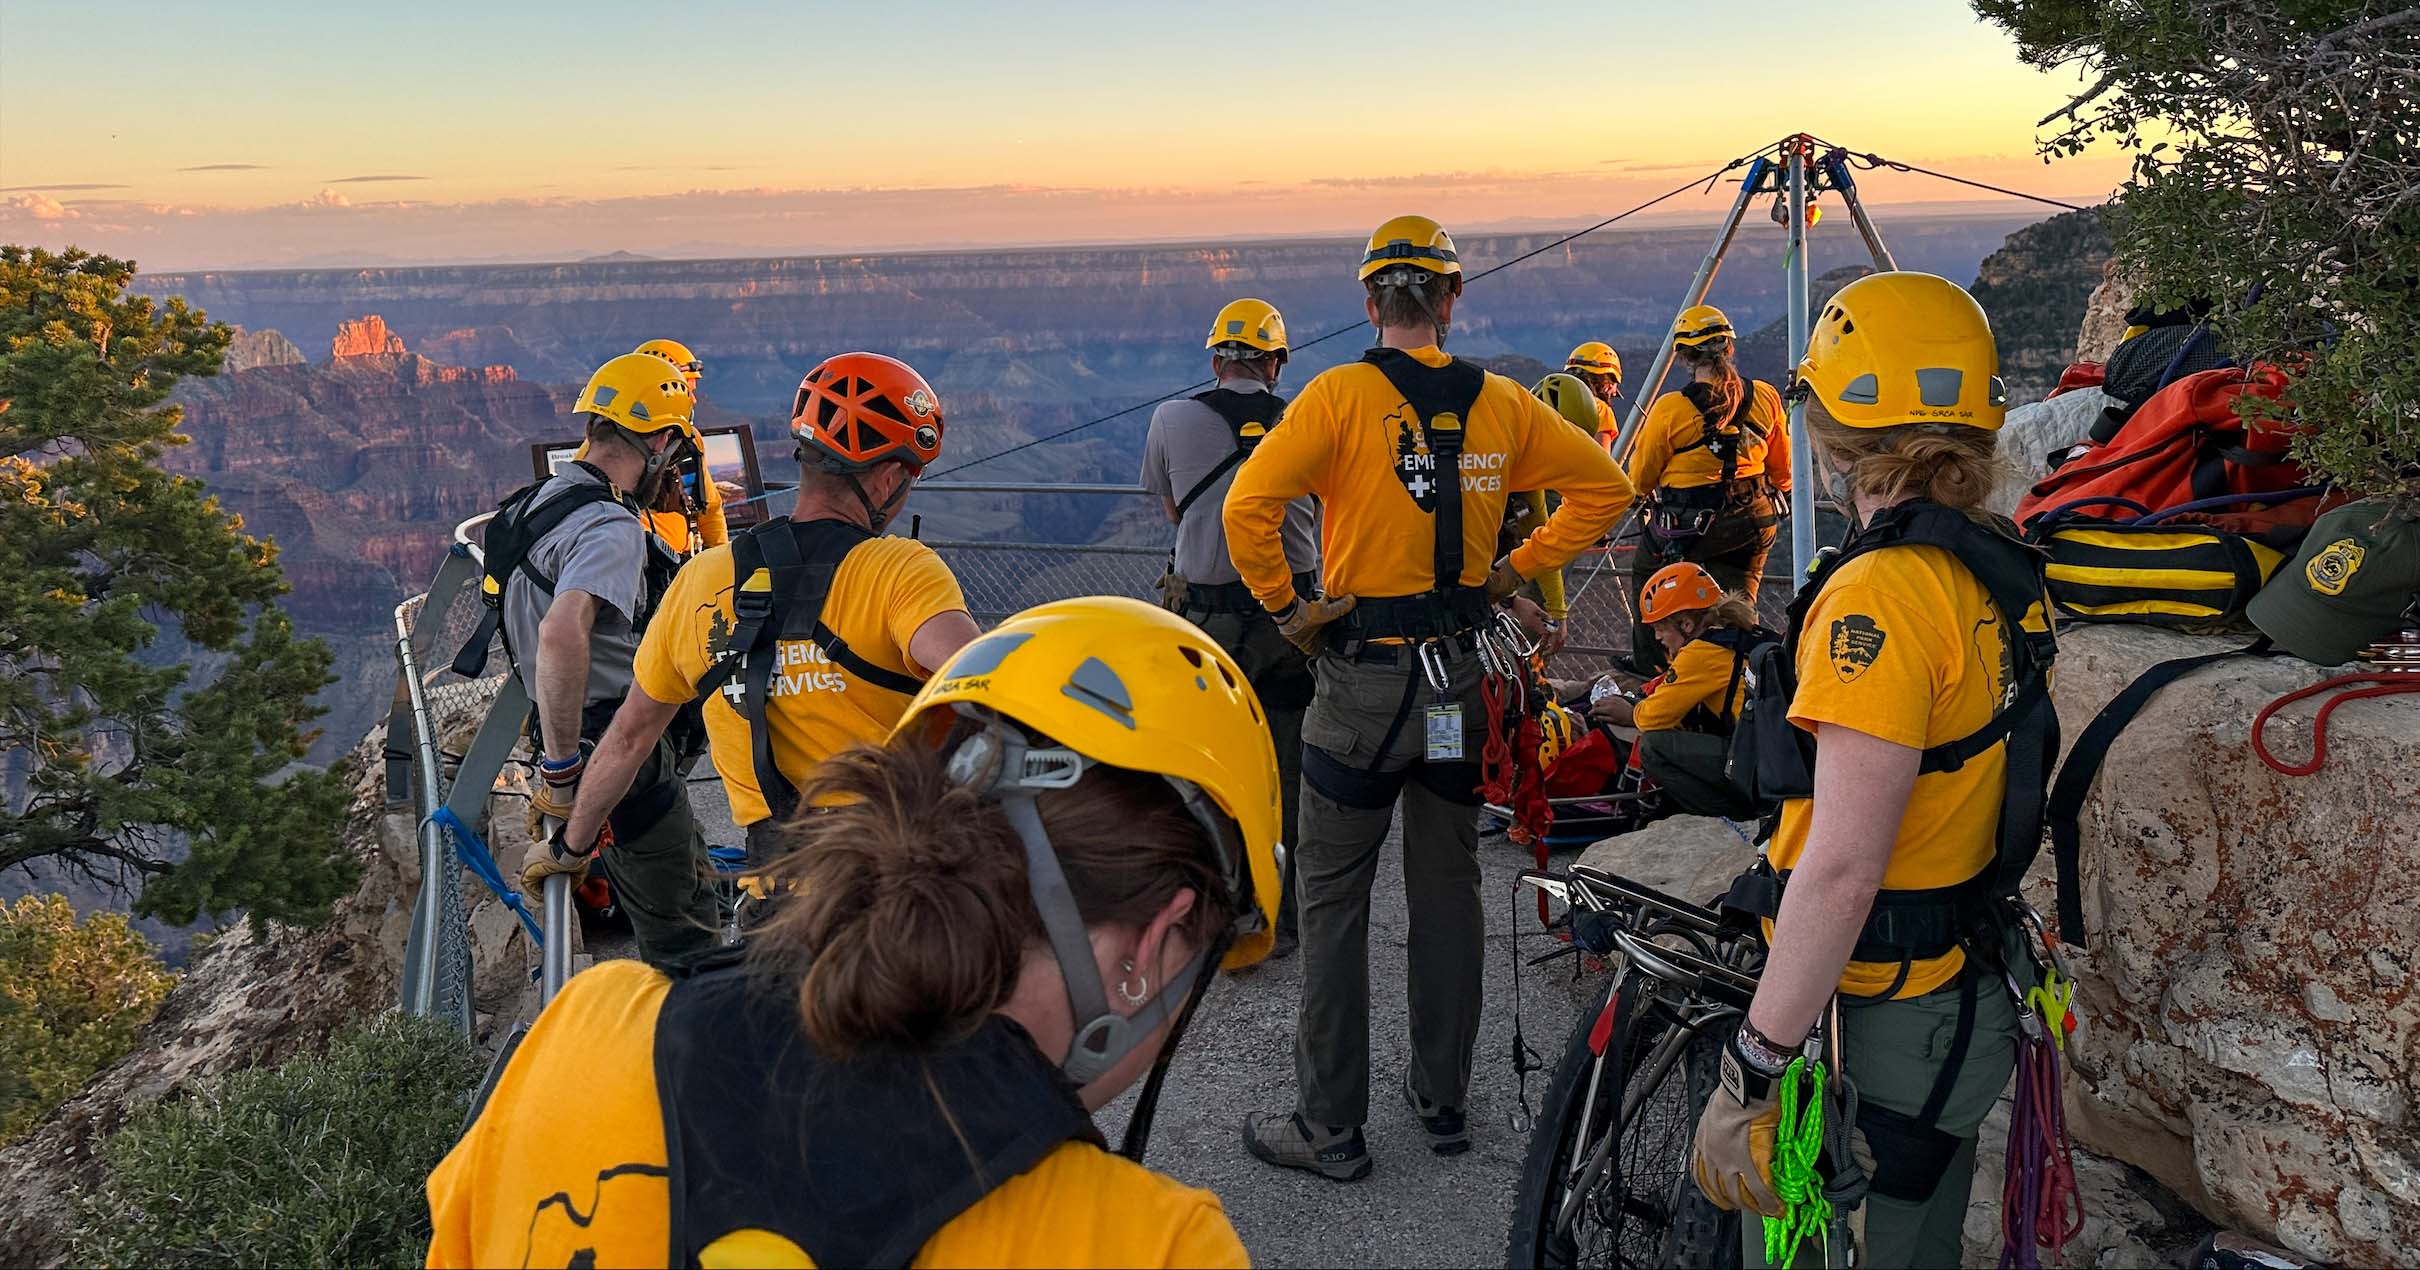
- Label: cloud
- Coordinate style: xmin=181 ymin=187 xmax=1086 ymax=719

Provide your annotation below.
xmin=180 ymin=163 xmax=270 ymax=172
xmin=297 ymin=188 xmax=352 ymax=209
xmin=4 ymin=193 xmax=75 ymax=221
xmin=0 ymin=182 xmax=129 ymax=192
xmin=325 ymin=173 xmax=429 ymax=184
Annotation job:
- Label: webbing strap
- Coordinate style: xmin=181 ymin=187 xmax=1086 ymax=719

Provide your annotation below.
xmin=2046 ymin=637 xmax=2268 ymax=945
xmin=1360 ymin=349 xmax=1485 ymax=593
xmin=1172 ymin=388 xmax=1287 ymax=524
xmin=1672 ymin=381 xmax=1769 ymax=485
xmin=451 ymin=477 xmax=624 ymax=678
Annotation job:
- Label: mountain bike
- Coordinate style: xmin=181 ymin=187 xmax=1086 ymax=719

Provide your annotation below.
xmin=1506 ymin=864 xmax=1763 ymax=1269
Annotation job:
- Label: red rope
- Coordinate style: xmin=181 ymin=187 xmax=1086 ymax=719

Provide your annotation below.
xmin=1999 ymin=1030 xmax=2083 ymax=1268
xmin=1480 ymin=674 xmax=1514 ymax=805
xmin=2250 ymin=673 xmax=2420 ymax=776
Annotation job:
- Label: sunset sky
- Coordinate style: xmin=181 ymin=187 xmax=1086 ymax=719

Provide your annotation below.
xmin=0 ymin=0 xmax=2124 ymax=269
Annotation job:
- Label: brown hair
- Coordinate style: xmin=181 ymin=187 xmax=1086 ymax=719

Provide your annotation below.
xmin=1804 ymin=397 xmax=2007 ymax=511
xmin=1675 ymin=338 xmax=1745 ymax=425
xmin=1666 ymin=595 xmax=1761 ymax=642
xmin=748 ymin=740 xmax=1232 ymax=1058
xmin=1367 ymin=271 xmax=1456 ymax=332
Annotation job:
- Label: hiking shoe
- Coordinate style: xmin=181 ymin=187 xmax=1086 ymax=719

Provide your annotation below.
xmin=1243 ymin=1111 xmax=1371 ymax=1182
xmin=1402 ymin=1072 xmax=1471 ymax=1155
xmin=1269 ymin=922 xmax=1299 ymax=961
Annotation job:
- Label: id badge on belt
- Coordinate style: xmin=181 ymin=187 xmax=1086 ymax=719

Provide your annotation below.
xmin=1417 ymin=641 xmax=1462 ymax=761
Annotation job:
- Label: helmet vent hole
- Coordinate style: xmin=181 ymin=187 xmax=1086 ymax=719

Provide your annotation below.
xmin=1178 ymin=646 xmax=1206 ymax=668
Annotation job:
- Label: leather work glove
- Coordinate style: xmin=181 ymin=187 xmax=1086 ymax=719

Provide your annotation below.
xmin=1271 ymin=594 xmax=1356 ymax=657
xmin=1484 ymin=557 xmax=1528 ymax=602
xmin=519 ymin=834 xmax=594 ymax=893
xmin=1690 ymin=1031 xmax=1789 ymax=1217
xmin=523 ymin=748 xmax=586 ymax=842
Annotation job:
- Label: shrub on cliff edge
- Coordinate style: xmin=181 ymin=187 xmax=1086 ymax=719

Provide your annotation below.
xmin=71 ymin=1011 xmax=479 ymax=1269
xmin=1979 ymin=0 xmax=2420 ymax=497
xmin=0 ymin=894 xmax=175 ymax=1143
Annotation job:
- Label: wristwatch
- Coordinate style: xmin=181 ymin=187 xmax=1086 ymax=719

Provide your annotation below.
xmin=1721 ymin=1022 xmax=1793 ymax=1105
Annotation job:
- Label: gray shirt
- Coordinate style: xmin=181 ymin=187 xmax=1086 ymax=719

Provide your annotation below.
xmin=1140 ymin=382 xmax=1319 ymax=585
xmin=501 ymin=465 xmax=649 ymax=708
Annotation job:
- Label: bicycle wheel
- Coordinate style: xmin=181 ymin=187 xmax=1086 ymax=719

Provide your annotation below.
xmin=1507 ymin=977 xmax=1741 ymax=1269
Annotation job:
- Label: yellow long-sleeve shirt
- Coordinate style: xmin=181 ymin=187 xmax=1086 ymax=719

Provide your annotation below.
xmin=1624 ymin=380 xmax=1792 ymax=493
xmin=1225 ymin=345 xmax=1635 ymax=611
xmin=1630 ymin=637 xmax=1747 ymax=732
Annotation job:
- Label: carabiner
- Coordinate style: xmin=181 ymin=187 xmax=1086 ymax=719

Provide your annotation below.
xmin=1418 ymin=640 xmax=1452 ymax=695
xmin=1494 ymin=609 xmax=1540 ymax=659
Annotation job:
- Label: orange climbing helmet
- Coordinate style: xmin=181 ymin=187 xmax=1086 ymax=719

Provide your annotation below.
xmin=790 ymin=352 xmax=946 ymax=472
xmin=1641 ymin=561 xmax=1723 ymax=624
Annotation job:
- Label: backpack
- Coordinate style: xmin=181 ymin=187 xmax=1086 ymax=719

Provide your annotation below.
xmin=1675 ymin=624 xmax=1780 ymax=736
xmin=1722 ymin=501 xmax=2063 ymax=955
xmin=1157 ymin=387 xmax=1287 ymax=606
xmin=2014 ymin=367 xmax=2304 ymax=529
xmin=2024 ymin=490 xmax=2333 ymax=629
xmin=451 ymin=471 xmax=636 ymax=678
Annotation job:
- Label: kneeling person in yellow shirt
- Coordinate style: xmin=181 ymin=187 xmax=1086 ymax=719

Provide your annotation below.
xmin=429 ymin=599 xmax=1280 ymax=1269
xmin=1625 ymin=561 xmax=1772 ymax=820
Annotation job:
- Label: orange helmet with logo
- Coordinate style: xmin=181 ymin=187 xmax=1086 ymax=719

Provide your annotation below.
xmin=1641 ymin=561 xmax=1723 ymax=624
xmin=790 ymin=352 xmax=946 ymax=471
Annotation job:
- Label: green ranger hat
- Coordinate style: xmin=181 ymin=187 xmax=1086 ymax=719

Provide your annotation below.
xmin=2248 ymin=497 xmax=2420 ymax=665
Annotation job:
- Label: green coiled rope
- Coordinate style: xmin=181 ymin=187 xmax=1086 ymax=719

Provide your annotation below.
xmin=1765 ymin=1056 xmax=1832 ymax=1266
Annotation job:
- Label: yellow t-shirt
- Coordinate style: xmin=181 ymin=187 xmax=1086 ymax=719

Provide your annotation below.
xmin=1224 ymin=345 xmax=1635 ymax=610
xmin=426 ymin=962 xmax=1249 ymax=1270
xmin=1624 ymin=382 xmax=1792 ymax=493
xmin=1631 ymin=637 xmax=1746 ymax=733
xmin=1593 ymin=396 xmax=1619 ymax=452
xmin=1766 ymin=543 xmax=2039 ymax=999
xmin=633 ymin=533 xmax=967 ymax=826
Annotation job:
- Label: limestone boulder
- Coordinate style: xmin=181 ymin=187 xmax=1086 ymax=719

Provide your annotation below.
xmin=2076 ymin=258 xmax=2140 ymax=364
xmin=1988 ymin=387 xmax=2110 ymax=517
xmin=2045 ymin=622 xmax=2420 ymax=1266
xmin=1572 ymin=814 xmax=1759 ymax=907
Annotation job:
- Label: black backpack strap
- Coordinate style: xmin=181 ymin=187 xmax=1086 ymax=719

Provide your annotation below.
xmin=1361 ymin=349 xmax=1485 ymax=591
xmin=1672 ymin=383 xmax=1768 ymax=484
xmin=694 ymin=518 xmax=922 ymax=823
xmin=2046 ymin=636 xmax=2268 ymax=946
xmin=451 ymin=479 xmax=624 ymax=678
xmin=1169 ymin=389 xmax=1288 ymax=527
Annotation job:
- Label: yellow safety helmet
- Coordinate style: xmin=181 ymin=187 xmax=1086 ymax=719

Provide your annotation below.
xmin=1794 ymin=271 xmax=2008 ymax=430
xmin=1531 ymin=373 xmax=1601 ymax=434
xmin=1358 ymin=214 xmax=1463 ymax=287
xmin=575 ymin=352 xmax=698 ymax=440
xmin=635 ymin=337 xmax=702 ymax=385
xmin=895 ymin=595 xmax=1282 ymax=991
xmin=1205 ymin=298 xmax=1288 ymax=356
xmin=1672 ymin=304 xmax=1734 ymax=348
xmin=1565 ymin=341 xmax=1622 ymax=379
xmin=1536 ymin=702 xmax=1579 ymax=770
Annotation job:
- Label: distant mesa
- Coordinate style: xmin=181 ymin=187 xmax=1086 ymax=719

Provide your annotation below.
xmin=329 ymin=315 xmax=406 ymax=359
xmin=582 ymin=250 xmax=656 ymax=262
xmin=223 ymin=326 xmax=306 ymax=373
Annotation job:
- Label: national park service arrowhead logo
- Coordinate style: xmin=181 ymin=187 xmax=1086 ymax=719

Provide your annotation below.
xmin=2306 ymin=537 xmax=2364 ymax=597
xmin=1829 ymin=614 xmax=1887 ymax=683
xmin=1391 ymin=406 xmax=1445 ymax=513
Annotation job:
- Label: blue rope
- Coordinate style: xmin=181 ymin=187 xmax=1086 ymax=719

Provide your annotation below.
xmin=428 ymin=805 xmax=544 ymax=943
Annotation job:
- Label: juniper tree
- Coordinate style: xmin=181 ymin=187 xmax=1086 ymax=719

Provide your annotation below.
xmin=0 ymin=246 xmax=352 ymax=928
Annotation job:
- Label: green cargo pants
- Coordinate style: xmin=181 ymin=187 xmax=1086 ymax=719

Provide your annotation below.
xmin=600 ymin=736 xmax=718 ymax=971
xmin=1292 ymin=642 xmax=1488 ymax=1127
xmin=1185 ymin=606 xmax=1312 ymax=938
xmin=1635 ymin=728 xmax=1758 ymax=820
xmin=1747 ymin=973 xmax=2019 ymax=1269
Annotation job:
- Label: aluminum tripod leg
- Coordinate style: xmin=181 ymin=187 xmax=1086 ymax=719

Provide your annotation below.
xmin=1822 ymin=150 xmax=1900 ymax=272
xmin=1786 ymin=140 xmax=1819 ymax=584
xmin=1612 ymin=155 xmax=1769 ymax=465
xmin=541 ymin=875 xmax=573 ymax=1004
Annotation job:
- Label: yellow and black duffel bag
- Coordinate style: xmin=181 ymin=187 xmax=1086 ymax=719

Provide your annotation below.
xmin=2024 ymin=491 xmax=2325 ymax=627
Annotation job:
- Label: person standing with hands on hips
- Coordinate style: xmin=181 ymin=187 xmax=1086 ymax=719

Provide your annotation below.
xmin=1691 ymin=273 xmax=2050 ymax=1269
xmin=1228 ymin=215 xmax=1634 ymax=1180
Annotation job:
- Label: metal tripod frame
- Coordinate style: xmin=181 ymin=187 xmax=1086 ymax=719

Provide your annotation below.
xmin=1612 ymin=134 xmax=1901 ymax=586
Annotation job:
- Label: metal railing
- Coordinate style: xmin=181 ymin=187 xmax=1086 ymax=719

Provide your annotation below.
xmin=389 ymin=483 xmax=1796 ymax=1032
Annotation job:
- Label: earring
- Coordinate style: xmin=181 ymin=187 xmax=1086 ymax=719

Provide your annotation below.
xmin=1117 ymin=959 xmax=1149 ymax=1006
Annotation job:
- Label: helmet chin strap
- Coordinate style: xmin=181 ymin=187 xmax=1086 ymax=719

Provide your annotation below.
xmin=842 ymin=467 xmax=913 ymax=533
xmin=941 ymin=713 xmax=1232 ymax=1095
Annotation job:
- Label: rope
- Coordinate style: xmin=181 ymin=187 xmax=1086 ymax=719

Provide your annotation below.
xmin=1999 ymin=1027 xmax=2083 ymax=1268
xmin=926 ymin=154 xmax=1760 ymax=479
xmin=428 ymin=806 xmax=545 ymax=943
xmin=1818 ymin=140 xmax=2096 ymax=212
xmin=2250 ymin=673 xmax=2420 ymax=775
xmin=1765 ymin=1056 xmax=1834 ymax=1266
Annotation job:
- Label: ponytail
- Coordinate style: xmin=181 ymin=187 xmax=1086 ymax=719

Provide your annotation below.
xmin=1804 ymin=397 xmax=2006 ymax=512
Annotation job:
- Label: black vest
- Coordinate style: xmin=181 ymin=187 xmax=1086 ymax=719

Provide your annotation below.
xmin=655 ymin=955 xmax=1103 ymax=1268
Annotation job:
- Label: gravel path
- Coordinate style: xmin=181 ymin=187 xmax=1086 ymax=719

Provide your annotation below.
xmin=666 ymin=777 xmax=1584 ymax=1269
